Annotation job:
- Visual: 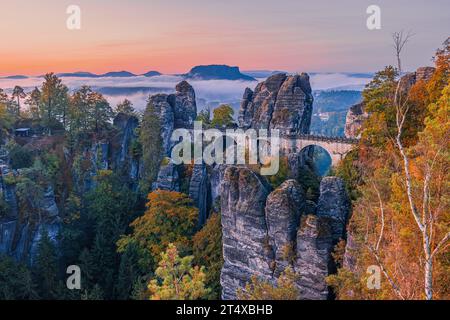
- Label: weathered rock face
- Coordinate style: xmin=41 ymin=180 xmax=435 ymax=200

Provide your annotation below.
xmin=148 ymin=81 xmax=197 ymax=156
xmin=152 ymin=162 xmax=180 ymax=191
xmin=342 ymin=225 xmax=358 ymax=272
xmin=189 ymin=163 xmax=210 ymax=227
xmin=210 ymin=164 xmax=226 ymax=212
xmin=173 ymin=81 xmax=197 ymax=129
xmin=265 ymin=180 xmax=305 ymax=276
xmin=220 ymin=166 xmax=273 ymax=300
xmin=344 ymin=102 xmax=367 ymax=139
xmin=316 ymin=177 xmax=351 ymax=243
xmin=398 ymin=67 xmax=436 ymax=97
xmin=91 ymin=142 xmax=109 ymax=172
xmin=238 ymin=73 xmax=313 ymax=134
xmin=147 ymin=94 xmax=175 ymax=156
xmin=296 ymin=215 xmax=333 ymax=299
xmin=0 ymin=169 xmax=60 ymax=263
xmin=112 ymin=113 xmax=140 ymax=182
xmin=239 ymin=88 xmax=255 ymax=129
xmin=415 ymin=67 xmax=435 ymax=82
xmin=41 ymin=187 xmax=60 ymax=218
xmin=220 ymin=167 xmax=351 ymax=300
xmin=147 ymin=81 xmax=197 ymax=195
xmin=270 ymin=73 xmax=313 ymax=133
xmin=239 ymin=73 xmax=286 ymax=130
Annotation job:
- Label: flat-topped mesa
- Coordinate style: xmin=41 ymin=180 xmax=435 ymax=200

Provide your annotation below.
xmin=238 ymin=73 xmax=314 ymax=134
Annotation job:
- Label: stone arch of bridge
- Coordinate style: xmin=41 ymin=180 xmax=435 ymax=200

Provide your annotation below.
xmin=297 ymin=143 xmax=338 ymax=169
xmin=280 ymin=138 xmax=354 ymax=167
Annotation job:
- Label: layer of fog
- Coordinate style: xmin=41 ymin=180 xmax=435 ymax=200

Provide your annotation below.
xmin=0 ymin=73 xmax=371 ymax=112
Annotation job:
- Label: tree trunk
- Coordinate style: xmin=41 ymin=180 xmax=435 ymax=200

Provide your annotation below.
xmin=17 ymin=97 xmax=20 ymax=116
xmin=424 ymin=232 xmax=433 ymax=300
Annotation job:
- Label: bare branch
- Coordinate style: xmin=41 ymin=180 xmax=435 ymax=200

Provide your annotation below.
xmin=392 ymin=30 xmax=414 ymax=73
xmin=431 ymin=232 xmax=450 ymax=259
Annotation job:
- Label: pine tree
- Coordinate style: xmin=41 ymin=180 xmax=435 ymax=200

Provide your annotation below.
xmin=40 ymin=73 xmax=69 ymax=132
xmin=116 ymin=99 xmax=135 ymax=115
xmin=32 ymin=230 xmax=59 ymax=299
xmin=88 ymin=92 xmax=113 ymax=133
xmin=148 ymin=243 xmax=210 ymax=300
xmin=12 ymin=86 xmax=26 ymax=116
xmin=25 ymin=87 xmax=42 ymax=120
xmin=0 ymin=255 xmax=37 ymax=299
xmin=86 ymin=171 xmax=137 ymax=298
xmin=116 ymin=243 xmax=141 ymax=300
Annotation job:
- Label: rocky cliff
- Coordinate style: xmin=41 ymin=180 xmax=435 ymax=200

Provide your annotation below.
xmin=147 ymin=81 xmax=197 ymax=157
xmin=220 ymin=166 xmax=350 ymax=300
xmin=220 ymin=166 xmax=272 ymax=300
xmin=239 ymin=73 xmax=313 ymax=133
xmin=111 ymin=112 xmax=141 ymax=183
xmin=148 ymin=82 xmax=217 ymax=226
xmin=189 ymin=163 xmax=210 ymax=227
xmin=344 ymin=102 xmax=367 ymax=139
xmin=344 ymin=66 xmax=436 ymax=139
xmin=219 ymin=72 xmax=354 ymax=299
xmin=0 ymin=112 xmax=143 ymax=264
xmin=0 ymin=163 xmax=60 ymax=263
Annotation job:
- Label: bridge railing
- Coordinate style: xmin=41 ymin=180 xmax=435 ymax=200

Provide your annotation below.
xmin=202 ymin=127 xmax=359 ymax=144
xmin=282 ymin=133 xmax=359 ymax=144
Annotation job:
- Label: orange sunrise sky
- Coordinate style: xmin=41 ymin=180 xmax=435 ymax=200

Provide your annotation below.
xmin=1 ymin=0 xmax=449 ymax=76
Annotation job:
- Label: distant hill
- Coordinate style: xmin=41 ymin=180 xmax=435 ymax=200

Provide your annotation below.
xmin=2 ymin=75 xmax=28 ymax=79
xmin=57 ymin=72 xmax=100 ymax=78
xmin=100 ymin=71 xmax=137 ymax=77
xmin=141 ymin=71 xmax=162 ymax=77
xmin=310 ymin=90 xmax=363 ymax=137
xmin=184 ymin=65 xmax=256 ymax=81
xmin=57 ymin=71 xmax=159 ymax=78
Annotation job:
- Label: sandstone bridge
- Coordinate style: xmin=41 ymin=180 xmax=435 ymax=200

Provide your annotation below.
xmin=278 ymin=133 xmax=358 ymax=166
xmin=214 ymin=129 xmax=359 ymax=167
